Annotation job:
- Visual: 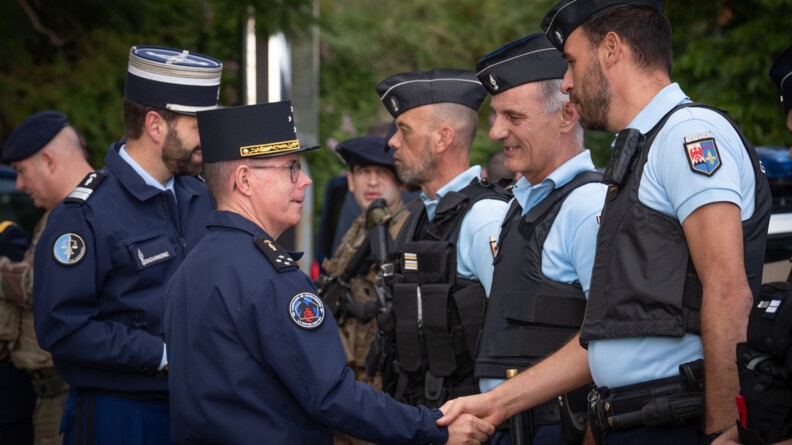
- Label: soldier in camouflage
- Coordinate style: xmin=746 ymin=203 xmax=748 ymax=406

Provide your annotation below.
xmin=1 ymin=110 xmax=93 ymax=445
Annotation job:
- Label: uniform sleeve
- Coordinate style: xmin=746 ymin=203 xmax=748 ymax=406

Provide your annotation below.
xmin=643 ymin=109 xmax=751 ymax=224
xmin=457 ymin=198 xmax=510 ymax=296
xmin=33 ymin=206 xmax=163 ymax=372
xmin=245 ymin=271 xmax=448 ymax=444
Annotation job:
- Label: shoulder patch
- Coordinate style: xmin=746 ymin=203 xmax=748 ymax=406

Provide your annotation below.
xmin=289 ymin=292 xmax=325 ymax=329
xmin=64 ymin=170 xmax=107 ymax=204
xmin=683 ymin=135 xmax=722 ymax=177
xmin=52 ymin=233 xmax=86 ymax=266
xmin=254 ymin=235 xmax=297 ymax=272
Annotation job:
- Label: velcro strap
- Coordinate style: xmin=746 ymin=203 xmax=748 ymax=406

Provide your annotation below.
xmin=453 ymin=283 xmax=487 ymax=358
xmin=503 ymin=292 xmax=586 ymax=328
xmin=393 ymin=283 xmax=422 ymax=372
xmin=422 ymin=284 xmax=457 ymax=377
xmin=488 ymin=326 xmax=575 ymax=358
xmin=401 ymin=241 xmax=452 ymax=284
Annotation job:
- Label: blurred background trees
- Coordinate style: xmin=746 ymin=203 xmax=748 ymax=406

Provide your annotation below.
xmin=1 ymin=0 xmax=791 ymax=223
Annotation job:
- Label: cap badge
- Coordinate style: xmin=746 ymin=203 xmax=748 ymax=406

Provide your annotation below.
xmin=390 ymin=96 xmax=400 ymax=113
xmin=488 ymin=74 xmax=499 ymax=92
xmin=554 ymin=30 xmax=564 ymax=46
xmin=289 ymin=292 xmax=326 ymax=329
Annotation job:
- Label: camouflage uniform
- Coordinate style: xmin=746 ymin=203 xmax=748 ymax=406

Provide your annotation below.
xmin=323 ymin=203 xmax=411 ymax=445
xmin=0 ymin=212 xmax=68 ymax=445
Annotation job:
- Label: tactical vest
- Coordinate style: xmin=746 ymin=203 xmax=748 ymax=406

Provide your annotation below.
xmin=581 ymin=103 xmax=772 ymax=345
xmin=476 ymin=171 xmax=602 ymax=379
xmin=382 ymin=178 xmax=511 ymax=407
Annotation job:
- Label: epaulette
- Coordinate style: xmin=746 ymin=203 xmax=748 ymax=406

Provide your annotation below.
xmin=254 ymin=235 xmax=298 ymax=272
xmin=64 ymin=169 xmax=107 ymax=204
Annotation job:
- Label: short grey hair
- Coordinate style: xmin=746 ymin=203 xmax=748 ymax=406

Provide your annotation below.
xmin=539 ymin=79 xmax=584 ymax=145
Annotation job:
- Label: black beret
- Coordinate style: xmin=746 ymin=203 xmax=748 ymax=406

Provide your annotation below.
xmin=476 ymin=33 xmax=568 ymax=95
xmin=125 ymin=45 xmax=223 ymax=115
xmin=197 ymin=101 xmax=319 ymax=163
xmin=376 ymin=69 xmax=487 ymax=118
xmin=0 ymin=221 xmax=28 ymax=262
xmin=770 ymin=45 xmax=792 ymax=114
xmin=2 ymin=110 xmax=68 ymax=163
xmin=541 ymin=0 xmax=665 ymax=51
xmin=336 ymin=136 xmax=394 ymax=169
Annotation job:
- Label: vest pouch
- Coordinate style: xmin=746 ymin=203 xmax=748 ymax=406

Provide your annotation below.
xmin=737 ymin=342 xmax=792 ymax=444
xmin=452 ymin=283 xmax=487 ymax=359
xmin=392 ymin=282 xmax=422 ymax=372
xmin=400 ymin=240 xmax=455 ymax=285
xmin=747 ymin=281 xmax=792 ymax=365
xmin=422 ymin=283 xmax=457 ymax=377
xmin=503 ymin=292 xmax=586 ymax=328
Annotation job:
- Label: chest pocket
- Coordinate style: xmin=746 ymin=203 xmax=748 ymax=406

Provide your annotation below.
xmin=125 ymin=232 xmax=176 ymax=271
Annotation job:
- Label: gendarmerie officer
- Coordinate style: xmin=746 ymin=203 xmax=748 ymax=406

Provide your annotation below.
xmin=33 ymin=46 xmax=223 ymax=445
xmin=473 ymin=33 xmax=607 ymax=445
xmin=373 ymin=69 xmax=511 ymax=408
xmin=164 ymin=101 xmax=493 ymax=445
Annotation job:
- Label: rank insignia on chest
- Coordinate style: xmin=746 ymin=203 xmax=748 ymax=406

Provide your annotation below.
xmin=254 ymin=236 xmax=297 ymax=272
xmin=289 ymin=292 xmax=325 ymax=329
xmin=403 ymin=252 xmax=418 ymax=271
xmin=52 ymin=233 xmax=86 ymax=266
xmin=684 ymin=132 xmax=722 ymax=177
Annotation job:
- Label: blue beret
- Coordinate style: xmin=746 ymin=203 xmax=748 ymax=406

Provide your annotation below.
xmin=770 ymin=45 xmax=792 ymax=114
xmin=476 ymin=33 xmax=568 ymax=95
xmin=541 ymin=0 xmax=664 ymax=51
xmin=336 ymin=136 xmax=394 ymax=170
xmin=376 ymin=69 xmax=487 ymax=118
xmin=197 ymin=101 xmax=319 ymax=163
xmin=0 ymin=221 xmax=29 ymax=262
xmin=125 ymin=45 xmax=223 ymax=115
xmin=2 ymin=110 xmax=68 ymax=163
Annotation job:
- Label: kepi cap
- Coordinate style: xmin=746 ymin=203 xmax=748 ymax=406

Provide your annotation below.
xmin=197 ymin=101 xmax=319 ymax=163
xmin=770 ymin=45 xmax=792 ymax=114
xmin=125 ymin=45 xmax=223 ymax=115
xmin=336 ymin=136 xmax=394 ymax=170
xmin=2 ymin=110 xmax=68 ymax=163
xmin=541 ymin=0 xmax=665 ymax=51
xmin=376 ymin=69 xmax=487 ymax=118
xmin=476 ymin=33 xmax=568 ymax=95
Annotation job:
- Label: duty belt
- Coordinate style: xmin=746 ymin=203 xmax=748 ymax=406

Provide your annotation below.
xmin=588 ymin=359 xmax=704 ymax=439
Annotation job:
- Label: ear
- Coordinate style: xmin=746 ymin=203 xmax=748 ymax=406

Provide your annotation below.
xmin=346 ymin=171 xmax=355 ymax=193
xmin=144 ymin=111 xmax=168 ymax=144
xmin=38 ymin=150 xmax=56 ymax=173
xmin=602 ymin=31 xmax=623 ymax=67
xmin=233 ymin=165 xmax=256 ymax=197
xmin=434 ymin=125 xmax=455 ymax=154
xmin=559 ymin=100 xmax=579 ymax=133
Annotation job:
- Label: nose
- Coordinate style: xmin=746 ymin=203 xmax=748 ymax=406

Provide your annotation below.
xmin=298 ymin=170 xmax=313 ymax=188
xmin=15 ymin=174 xmax=25 ymax=191
xmin=388 ymin=131 xmax=401 ymax=152
xmin=488 ymin=115 xmax=508 ymax=142
xmin=561 ymin=67 xmax=573 ymax=95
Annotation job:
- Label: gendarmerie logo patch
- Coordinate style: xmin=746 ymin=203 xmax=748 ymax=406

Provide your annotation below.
xmin=52 ymin=233 xmax=86 ymax=266
xmin=389 ymin=96 xmax=399 ymax=113
xmin=289 ymin=292 xmax=325 ymax=329
xmin=488 ymin=73 xmax=499 ymax=92
xmin=684 ymin=132 xmax=722 ymax=176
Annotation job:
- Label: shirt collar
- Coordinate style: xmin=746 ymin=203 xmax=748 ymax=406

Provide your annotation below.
xmin=626 ymin=83 xmax=690 ymax=133
xmin=420 ymin=165 xmax=482 ymax=220
xmin=119 ymin=144 xmax=176 ymax=195
xmin=512 ymin=150 xmax=596 ymax=214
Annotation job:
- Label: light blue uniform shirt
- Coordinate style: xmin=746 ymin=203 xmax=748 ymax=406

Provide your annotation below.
xmin=588 ymin=83 xmax=757 ymax=388
xmin=479 ymin=151 xmax=607 ymax=393
xmin=420 ymin=166 xmax=508 ymax=296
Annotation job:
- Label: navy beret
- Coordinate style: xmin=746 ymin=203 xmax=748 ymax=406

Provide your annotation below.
xmin=125 ymin=45 xmax=223 ymax=115
xmin=476 ymin=33 xmax=568 ymax=95
xmin=336 ymin=136 xmax=394 ymax=170
xmin=197 ymin=101 xmax=319 ymax=163
xmin=770 ymin=45 xmax=792 ymax=114
xmin=2 ymin=110 xmax=68 ymax=163
xmin=376 ymin=69 xmax=487 ymax=118
xmin=541 ymin=0 xmax=664 ymax=51
xmin=0 ymin=221 xmax=29 ymax=262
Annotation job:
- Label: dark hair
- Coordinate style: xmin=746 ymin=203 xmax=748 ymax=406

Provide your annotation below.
xmin=582 ymin=4 xmax=673 ymax=75
xmin=123 ymin=97 xmax=180 ymax=140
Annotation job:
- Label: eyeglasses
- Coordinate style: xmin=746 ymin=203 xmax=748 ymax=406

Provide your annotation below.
xmin=249 ymin=161 xmax=301 ymax=183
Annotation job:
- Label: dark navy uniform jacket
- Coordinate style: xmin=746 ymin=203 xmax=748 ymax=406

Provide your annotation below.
xmin=33 ymin=141 xmax=214 ymax=393
xmin=164 ymin=210 xmax=448 ymax=445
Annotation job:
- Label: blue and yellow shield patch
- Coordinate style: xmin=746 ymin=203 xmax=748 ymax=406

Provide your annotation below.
xmin=684 ymin=136 xmax=722 ymax=176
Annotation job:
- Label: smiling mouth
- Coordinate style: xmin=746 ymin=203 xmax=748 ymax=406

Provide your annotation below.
xmin=503 ymin=145 xmax=521 ymax=152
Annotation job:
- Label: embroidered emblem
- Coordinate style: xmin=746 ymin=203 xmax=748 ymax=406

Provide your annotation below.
xmin=403 ymin=252 xmax=418 ymax=271
xmin=389 ymin=96 xmax=399 ymax=113
xmin=52 ymin=233 xmax=86 ymax=266
xmin=289 ymin=292 xmax=325 ymax=329
xmin=684 ymin=136 xmax=721 ymax=176
xmin=488 ymin=73 xmax=499 ymax=92
xmin=489 ymin=236 xmax=498 ymax=258
xmin=65 ymin=170 xmax=107 ymax=204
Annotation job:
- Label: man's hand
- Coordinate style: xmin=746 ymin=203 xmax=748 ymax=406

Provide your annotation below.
xmin=443 ymin=412 xmax=495 ymax=445
xmin=438 ymin=392 xmax=507 ymax=429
